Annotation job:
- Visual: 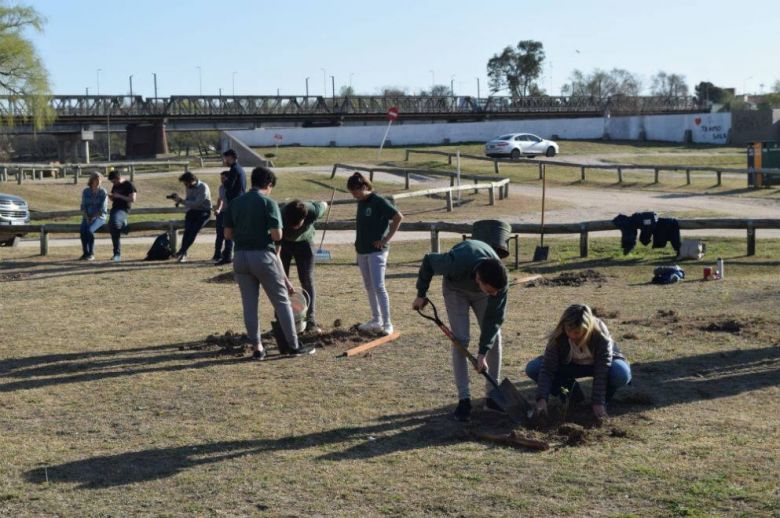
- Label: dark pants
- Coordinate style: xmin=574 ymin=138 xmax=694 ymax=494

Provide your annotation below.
xmin=525 ymin=356 xmax=632 ymax=403
xmin=214 ymin=212 xmax=233 ymax=260
xmin=79 ymin=216 xmax=105 ymax=256
xmin=280 ymin=240 xmax=316 ymax=323
xmin=108 ymin=209 xmax=129 ymax=256
xmin=178 ymin=210 xmax=211 ymax=256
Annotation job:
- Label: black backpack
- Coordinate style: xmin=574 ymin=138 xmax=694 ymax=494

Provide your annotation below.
xmin=145 ymin=233 xmax=173 ymax=261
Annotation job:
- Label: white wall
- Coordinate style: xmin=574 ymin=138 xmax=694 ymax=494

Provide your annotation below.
xmin=227 ymin=112 xmax=731 ymax=148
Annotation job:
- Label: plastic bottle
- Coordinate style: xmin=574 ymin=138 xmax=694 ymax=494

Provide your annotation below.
xmin=716 ymin=257 xmax=724 ymax=279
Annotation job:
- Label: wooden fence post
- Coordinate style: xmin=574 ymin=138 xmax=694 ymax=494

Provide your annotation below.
xmin=369 ymin=169 xmax=375 ymax=182
xmin=579 ymin=224 xmax=589 ymax=258
xmin=16 ymin=168 xmax=22 ymax=185
xmin=580 ymin=166 xmax=586 ymax=181
xmin=430 ymin=226 xmax=440 ymax=252
xmin=330 ymin=164 xmax=338 ymax=178
xmin=716 ymin=171 xmax=722 ymax=187
xmin=129 ymin=165 xmax=135 ymax=182
xmin=747 ymin=222 xmax=755 ymax=256
xmin=168 ymin=222 xmax=178 ymax=252
xmin=473 ymin=178 xmax=479 ymax=194
xmin=0 ymin=167 xmax=5 ymax=182
xmin=73 ymin=166 xmax=80 ymax=184
xmin=450 ymin=175 xmax=455 ymax=187
xmin=40 ymin=225 xmax=48 ymax=256
xmin=654 ymin=168 xmax=660 ymax=183
xmin=538 ymin=163 xmax=544 ymax=180
xmin=447 ymin=154 xmax=452 ymax=166
xmin=685 ymin=169 xmax=691 ymax=185
xmin=404 ymin=170 xmax=410 ymax=190
xmin=445 ymin=191 xmax=454 ymax=212
xmin=513 ymin=234 xmax=519 ymax=270
xmin=617 ymin=167 xmax=623 ymax=183
xmin=404 ymin=149 xmax=410 ymax=161
xmin=489 ymin=186 xmax=496 ymax=206
xmin=493 ymin=160 xmax=499 ymax=175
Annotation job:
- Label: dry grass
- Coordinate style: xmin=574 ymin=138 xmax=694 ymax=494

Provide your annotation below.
xmin=1 ymin=236 xmax=779 ymax=517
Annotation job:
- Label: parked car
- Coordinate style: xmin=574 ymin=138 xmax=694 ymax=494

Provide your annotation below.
xmin=484 ymin=133 xmax=559 ymax=159
xmin=0 ymin=193 xmax=30 ymax=246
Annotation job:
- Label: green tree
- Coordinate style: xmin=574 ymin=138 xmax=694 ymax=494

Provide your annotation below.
xmin=694 ymin=81 xmax=728 ymax=103
xmin=0 ymin=3 xmax=54 ymax=129
xmin=486 ymin=40 xmax=545 ymax=96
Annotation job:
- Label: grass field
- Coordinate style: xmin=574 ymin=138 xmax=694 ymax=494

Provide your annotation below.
xmin=1 ymin=235 xmax=779 ymax=517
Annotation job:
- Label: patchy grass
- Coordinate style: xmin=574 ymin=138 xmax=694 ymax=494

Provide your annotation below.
xmin=0 ymin=236 xmax=778 ymax=517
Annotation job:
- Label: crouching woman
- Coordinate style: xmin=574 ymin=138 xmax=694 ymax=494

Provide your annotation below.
xmin=525 ymin=304 xmax=631 ymax=420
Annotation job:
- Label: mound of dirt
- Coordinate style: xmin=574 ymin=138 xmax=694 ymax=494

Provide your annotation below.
xmin=0 ymin=272 xmax=31 ymax=281
xmin=592 ymin=306 xmax=620 ymax=319
xmin=180 ymin=330 xmax=249 ymax=356
xmin=527 ymin=269 xmax=606 ymax=288
xmin=299 ymin=323 xmax=375 ymax=349
xmin=206 ymin=272 xmax=235 ymax=284
xmin=701 ymin=320 xmax=743 ymax=334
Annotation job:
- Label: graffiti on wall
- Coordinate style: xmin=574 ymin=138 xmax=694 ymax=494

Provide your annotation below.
xmin=692 ymin=115 xmax=730 ymax=144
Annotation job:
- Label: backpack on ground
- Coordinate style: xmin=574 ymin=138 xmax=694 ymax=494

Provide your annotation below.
xmin=651 ymin=265 xmax=685 ymax=284
xmin=145 ymin=233 xmax=173 ymax=261
xmin=677 ymin=239 xmax=706 ymax=260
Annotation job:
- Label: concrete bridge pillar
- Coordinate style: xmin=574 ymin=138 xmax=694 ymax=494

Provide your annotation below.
xmin=126 ymin=120 xmax=169 ymax=158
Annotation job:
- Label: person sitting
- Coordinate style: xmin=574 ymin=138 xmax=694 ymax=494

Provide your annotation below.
xmin=525 ymin=304 xmax=632 ymax=420
xmin=107 ymin=169 xmax=137 ymax=262
xmin=172 ymin=171 xmax=212 ymax=263
xmin=79 ymin=172 xmax=108 ymax=260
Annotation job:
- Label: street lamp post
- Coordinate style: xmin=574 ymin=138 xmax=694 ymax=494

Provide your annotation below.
xmin=475 ymin=77 xmax=480 ymax=99
xmin=86 ymin=87 xmax=89 ymax=97
xmin=96 ymin=68 xmax=102 ymax=95
xmin=153 ymin=73 xmax=158 ymax=98
xmin=331 ymin=75 xmax=335 ymax=100
xmin=451 ymin=75 xmax=455 ymax=96
xmin=305 ymin=76 xmax=310 ymax=97
xmin=129 ymin=75 xmax=133 ymax=97
xmin=232 ymin=71 xmax=237 ymax=96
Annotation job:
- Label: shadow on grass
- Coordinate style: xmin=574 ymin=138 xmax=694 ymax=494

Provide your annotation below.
xmin=24 ymin=405 xmax=470 ymax=489
xmin=0 ymin=259 xmax=217 ymax=282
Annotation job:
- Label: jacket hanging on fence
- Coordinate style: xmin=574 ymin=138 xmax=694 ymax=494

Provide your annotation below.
xmin=612 ymin=212 xmax=679 ymax=254
xmin=612 ymin=212 xmax=657 ymax=254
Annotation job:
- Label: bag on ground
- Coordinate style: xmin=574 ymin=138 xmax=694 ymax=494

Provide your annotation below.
xmin=651 ymin=265 xmax=685 ymax=284
xmin=145 ymin=233 xmax=173 ymax=261
xmin=677 ymin=239 xmax=706 ymax=260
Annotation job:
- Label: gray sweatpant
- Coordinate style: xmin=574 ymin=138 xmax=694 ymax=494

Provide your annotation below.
xmin=357 ymin=250 xmax=391 ymax=325
xmin=233 ymin=249 xmax=298 ymax=349
xmin=442 ymin=278 xmax=502 ymax=400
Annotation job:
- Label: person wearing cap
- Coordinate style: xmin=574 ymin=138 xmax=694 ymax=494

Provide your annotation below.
xmin=107 ymin=169 xmax=137 ymax=262
xmin=218 ymin=149 xmax=246 ymax=264
xmin=78 ymin=172 xmax=108 ymax=260
xmin=279 ymin=199 xmax=328 ymax=334
xmin=223 ymin=166 xmax=314 ymax=360
xmin=171 ymin=171 xmax=212 ymax=263
xmin=412 ymin=239 xmax=509 ymax=422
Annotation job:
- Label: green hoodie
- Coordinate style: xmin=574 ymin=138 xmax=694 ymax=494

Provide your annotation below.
xmin=416 ymin=240 xmax=508 ymax=354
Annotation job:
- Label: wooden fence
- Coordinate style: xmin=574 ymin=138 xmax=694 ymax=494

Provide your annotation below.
xmin=0 ymin=160 xmax=191 ymax=184
xmin=404 ymin=149 xmax=780 ymax=187
xmin=330 ymin=163 xmax=510 ymax=211
xmin=13 ymin=218 xmax=779 ymax=259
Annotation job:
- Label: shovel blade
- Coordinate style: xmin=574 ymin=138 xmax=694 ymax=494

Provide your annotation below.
xmin=532 ymin=246 xmax=549 ymax=262
xmin=487 ymin=378 xmax=532 ymax=424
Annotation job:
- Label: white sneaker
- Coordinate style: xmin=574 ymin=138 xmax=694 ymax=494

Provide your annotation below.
xmin=112 ymin=254 xmax=121 ymax=263
xmin=358 ymin=319 xmax=383 ymax=333
xmin=381 ymin=323 xmax=394 ymax=336
xmin=177 ymin=254 xmax=187 ymax=263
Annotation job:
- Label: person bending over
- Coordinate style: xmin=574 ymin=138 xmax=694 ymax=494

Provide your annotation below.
xmin=172 ymin=171 xmax=212 ymax=263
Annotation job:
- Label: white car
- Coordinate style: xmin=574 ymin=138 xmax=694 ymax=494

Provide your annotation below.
xmin=484 ymin=133 xmax=559 ymax=159
xmin=0 ymin=193 xmax=30 ymax=246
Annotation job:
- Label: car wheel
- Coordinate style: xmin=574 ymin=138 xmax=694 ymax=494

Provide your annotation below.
xmin=510 ymin=148 xmax=521 ymax=160
xmin=0 ymin=237 xmax=17 ymax=247
xmin=546 ymin=146 xmax=556 ymax=157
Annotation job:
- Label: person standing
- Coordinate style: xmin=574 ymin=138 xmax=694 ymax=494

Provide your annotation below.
xmin=218 ymin=149 xmax=245 ymax=264
xmin=280 ymin=199 xmax=328 ymax=334
xmin=172 ymin=171 xmax=212 ymax=263
xmin=347 ymin=172 xmax=403 ymax=336
xmin=107 ymin=169 xmax=137 ymax=262
xmin=212 ymin=170 xmax=233 ymax=264
xmin=79 ymin=172 xmax=108 ymax=260
xmin=412 ymin=240 xmax=509 ymax=422
xmin=224 ymin=166 xmax=314 ymax=360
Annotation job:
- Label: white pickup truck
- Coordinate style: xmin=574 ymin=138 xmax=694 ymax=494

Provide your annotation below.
xmin=0 ymin=193 xmax=30 ymax=246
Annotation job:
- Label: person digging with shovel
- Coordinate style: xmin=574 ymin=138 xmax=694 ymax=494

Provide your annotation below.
xmin=412 ymin=239 xmax=509 ymax=422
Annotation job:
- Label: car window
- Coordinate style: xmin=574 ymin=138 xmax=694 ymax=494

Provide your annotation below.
xmin=497 ymin=135 xmax=513 ymax=141
xmin=514 ymin=136 xmax=524 ymax=141
xmin=529 ymin=135 xmax=542 ymax=142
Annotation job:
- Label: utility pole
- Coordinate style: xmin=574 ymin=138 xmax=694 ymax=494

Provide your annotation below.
xmin=232 ymin=71 xmax=237 ymax=96
xmin=331 ymin=75 xmax=335 ymax=100
xmin=153 ymin=73 xmax=158 ymax=98
xmin=86 ymin=87 xmax=89 ymax=97
xmin=475 ymin=77 xmax=480 ymax=99
xmin=451 ymin=75 xmax=455 ymax=96
xmin=305 ymin=76 xmax=310 ymax=97
xmin=129 ymin=75 xmax=133 ymax=97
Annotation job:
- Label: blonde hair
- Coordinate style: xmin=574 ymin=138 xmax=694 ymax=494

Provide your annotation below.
xmin=88 ymin=172 xmax=102 ymax=188
xmin=548 ymin=304 xmax=598 ymax=348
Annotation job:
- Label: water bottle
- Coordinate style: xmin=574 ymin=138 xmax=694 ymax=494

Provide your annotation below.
xmin=716 ymin=257 xmax=724 ymax=279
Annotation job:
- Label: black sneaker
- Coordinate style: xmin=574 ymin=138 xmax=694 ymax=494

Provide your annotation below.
xmin=483 ymin=398 xmax=506 ymax=414
xmin=305 ymin=321 xmax=323 ymax=334
xmin=289 ymin=345 xmax=316 ymax=357
xmin=453 ymin=398 xmax=471 ymax=422
xmin=211 ymin=254 xmax=222 ymax=262
xmin=251 ymin=349 xmax=267 ymax=361
xmin=214 ymin=258 xmax=233 ymax=266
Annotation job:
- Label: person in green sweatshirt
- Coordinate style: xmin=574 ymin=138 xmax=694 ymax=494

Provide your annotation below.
xmin=413 ymin=239 xmax=509 ymax=422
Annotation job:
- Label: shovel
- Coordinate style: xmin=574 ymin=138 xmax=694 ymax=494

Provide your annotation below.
xmin=315 ymin=189 xmax=337 ymax=262
xmin=417 ymin=298 xmax=531 ymax=424
xmin=533 ymin=164 xmax=549 ymax=262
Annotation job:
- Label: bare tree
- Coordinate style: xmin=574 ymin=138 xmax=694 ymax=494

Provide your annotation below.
xmin=487 ymin=40 xmax=545 ymax=96
xmin=563 ymin=68 xmax=641 ymax=97
xmin=651 ymin=71 xmax=689 ymax=97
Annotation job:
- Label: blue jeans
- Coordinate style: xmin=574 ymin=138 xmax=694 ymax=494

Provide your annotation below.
xmin=178 ymin=209 xmax=211 ymax=256
xmin=525 ymin=355 xmax=632 ymax=402
xmin=214 ymin=212 xmax=233 ymax=260
xmin=108 ymin=209 xmax=129 ymax=256
xmin=79 ymin=216 xmax=106 ymax=256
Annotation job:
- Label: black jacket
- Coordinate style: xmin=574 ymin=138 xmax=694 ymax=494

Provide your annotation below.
xmin=225 ymin=163 xmax=246 ymax=202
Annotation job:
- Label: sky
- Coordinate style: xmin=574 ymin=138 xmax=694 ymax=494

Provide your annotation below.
xmin=28 ymin=0 xmax=780 ymax=98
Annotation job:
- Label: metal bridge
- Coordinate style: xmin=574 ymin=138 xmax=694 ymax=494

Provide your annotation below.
xmin=1 ymin=94 xmax=704 ymax=128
